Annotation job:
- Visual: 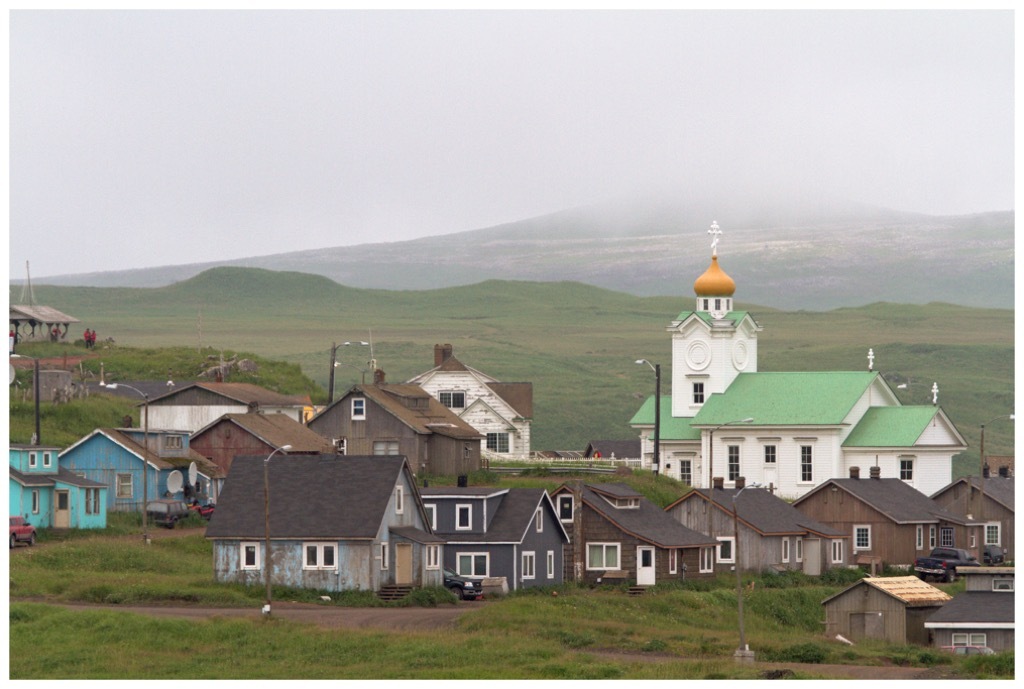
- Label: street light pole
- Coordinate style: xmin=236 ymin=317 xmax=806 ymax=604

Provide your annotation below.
xmin=732 ymin=480 xmax=761 ymax=664
xmin=263 ymin=443 xmax=293 ymax=615
xmin=706 ymin=417 xmax=754 ymax=540
xmin=635 ymin=360 xmax=661 ymax=475
xmin=101 ymin=382 xmax=150 ymax=543
xmin=327 ymin=341 xmax=370 ymax=405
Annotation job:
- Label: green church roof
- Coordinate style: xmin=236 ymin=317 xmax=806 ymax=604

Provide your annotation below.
xmin=629 ymin=395 xmax=701 ymax=441
xmin=842 ymin=406 xmax=942 ymax=447
xmin=692 ymin=371 xmax=882 ymax=426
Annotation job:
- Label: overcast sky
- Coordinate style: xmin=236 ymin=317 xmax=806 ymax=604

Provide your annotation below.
xmin=7 ymin=9 xmax=1015 ymax=279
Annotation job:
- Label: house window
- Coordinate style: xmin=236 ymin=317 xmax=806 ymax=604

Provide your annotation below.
xmin=426 ymin=545 xmax=440 ymax=570
xmin=456 ymin=504 xmax=472 ymax=531
xmin=164 ymin=435 xmax=183 ymax=450
xmin=831 ymin=539 xmax=844 ymax=564
xmin=85 ymin=488 xmax=101 ymax=515
xmin=669 ymin=548 xmax=678 ymax=574
xmin=42 ymin=451 xmax=53 ymax=468
xmin=727 ymin=446 xmax=740 ymax=481
xmin=334 ymin=437 xmax=347 ymax=455
xmin=782 ymin=538 xmax=790 ymax=563
xmin=853 ymin=525 xmax=871 ymax=551
xmin=992 ymin=578 xmax=1013 ymax=591
xmin=557 ymin=494 xmax=573 ymax=522
xmin=439 ymin=391 xmax=466 ymax=409
xmin=716 ymin=537 xmax=735 ymax=564
xmin=795 ymin=537 xmax=803 ymax=563
xmin=547 ymin=551 xmax=555 ymax=578
xmin=586 ymin=543 xmax=620 ymax=570
xmin=916 ymin=526 xmax=924 ymax=550
xmin=351 ymin=398 xmax=366 ymax=420
xmin=700 ymin=546 xmax=714 ymax=573
xmin=899 ymin=458 xmax=913 ymax=481
xmin=116 ymin=473 xmax=133 ymax=499
xmin=800 ymin=446 xmax=813 ymax=482
xmin=486 ymin=433 xmax=510 ymax=453
xmin=379 ymin=543 xmax=389 ymax=570
xmin=240 ymin=542 xmax=260 ymax=570
xmin=31 ymin=490 xmax=40 ymax=514
xmin=535 ymin=508 xmax=543 ymax=532
xmin=940 ymin=527 xmax=954 ymax=547
xmin=952 ymin=633 xmax=988 ymax=647
xmin=373 ymin=441 xmax=399 ymax=455
xmin=28 ymin=452 xmax=37 ymax=469
xmin=457 ymin=552 xmax=489 ymax=577
xmin=303 ymin=543 xmax=337 ymax=570
xmin=985 ymin=523 xmax=1001 ymax=545
xmin=395 ymin=486 xmax=404 ymax=514
xmin=522 ymin=551 xmax=536 ymax=580
xmin=692 ymin=382 xmax=705 ymax=405
xmin=679 ymin=459 xmax=692 ymax=486
xmin=424 ymin=503 xmax=437 ymax=531
xmin=929 ymin=526 xmax=937 ymax=549
xmin=763 ymin=445 xmax=776 ymax=464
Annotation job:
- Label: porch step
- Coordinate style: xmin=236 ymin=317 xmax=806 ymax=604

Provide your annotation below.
xmin=628 ymin=586 xmax=648 ymax=596
xmin=377 ymin=585 xmax=413 ymax=601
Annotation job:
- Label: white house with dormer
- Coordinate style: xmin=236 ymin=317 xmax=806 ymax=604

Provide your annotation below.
xmin=408 ymin=344 xmax=533 ymax=460
xmin=630 ymin=222 xmax=967 ymax=499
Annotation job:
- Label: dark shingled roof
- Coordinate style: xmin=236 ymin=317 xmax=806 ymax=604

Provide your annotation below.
xmin=148 ymin=382 xmax=310 ymax=407
xmin=931 ymin=476 xmax=1015 ymax=513
xmin=10 ymin=466 xmax=106 ymax=489
xmin=584 ymin=440 xmax=641 ymax=459
xmin=570 ymin=483 xmax=717 ymax=549
xmin=796 ymin=477 xmax=979 ymax=526
xmin=668 ymin=487 xmax=844 ymax=538
xmin=925 ymin=591 xmax=1015 ymax=625
xmin=426 ymin=488 xmax=568 ymax=544
xmin=206 ymin=455 xmax=412 ymax=540
xmin=355 ymin=384 xmax=483 ymax=440
xmin=193 ymin=413 xmax=335 ymax=454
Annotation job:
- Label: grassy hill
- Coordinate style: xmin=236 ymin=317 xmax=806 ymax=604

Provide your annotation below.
xmin=11 ymin=268 xmax=1014 ymax=476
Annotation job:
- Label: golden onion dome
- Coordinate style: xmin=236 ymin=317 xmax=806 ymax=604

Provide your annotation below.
xmin=693 ymin=255 xmax=736 ymax=297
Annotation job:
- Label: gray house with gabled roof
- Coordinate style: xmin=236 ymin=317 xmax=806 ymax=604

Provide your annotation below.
xmin=925 ymin=566 xmax=1015 ymax=652
xmin=930 ymin=475 xmax=1014 ymax=562
xmin=420 ymin=486 xmax=568 ymax=590
xmin=665 ymin=477 xmax=847 ymax=576
xmin=206 ymin=455 xmax=444 ymax=593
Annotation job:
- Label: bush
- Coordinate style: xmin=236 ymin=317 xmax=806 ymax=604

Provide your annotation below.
xmin=761 ymin=642 xmax=829 ymax=664
xmin=819 ymin=567 xmax=867 ymax=586
xmin=962 ymin=651 xmax=1014 ymax=678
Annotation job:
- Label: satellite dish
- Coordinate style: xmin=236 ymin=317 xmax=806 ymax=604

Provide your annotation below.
xmin=167 ymin=470 xmax=183 ymax=494
xmin=188 ymin=462 xmax=198 ymax=485
xmin=9 ymin=364 xmax=15 ymax=386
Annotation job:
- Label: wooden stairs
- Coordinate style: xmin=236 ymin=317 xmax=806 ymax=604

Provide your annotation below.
xmin=377 ymin=585 xmax=413 ymax=601
xmin=627 ymin=585 xmax=648 ymax=596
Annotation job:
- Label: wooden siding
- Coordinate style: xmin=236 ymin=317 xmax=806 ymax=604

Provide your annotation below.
xmin=824 ymin=583 xmax=943 ymax=645
xmin=931 ymin=627 xmax=1015 ymax=653
xmin=931 ymin=483 xmax=1015 ymax=561
xmin=189 ymin=425 xmax=275 ymax=476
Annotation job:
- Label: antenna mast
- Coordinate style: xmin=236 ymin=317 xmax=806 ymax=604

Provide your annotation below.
xmin=20 ymin=261 xmax=36 ymax=306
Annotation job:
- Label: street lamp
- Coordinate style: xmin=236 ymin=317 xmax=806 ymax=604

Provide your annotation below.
xmin=732 ymin=480 xmax=762 ymax=663
xmin=101 ymin=382 xmax=150 ymax=543
xmin=706 ymin=418 xmax=754 ymax=538
xmin=263 ymin=443 xmax=293 ymax=615
xmin=635 ymin=359 xmax=661 ymax=475
xmin=978 ymin=413 xmax=1014 ymax=527
xmin=327 ymin=341 xmax=370 ymax=405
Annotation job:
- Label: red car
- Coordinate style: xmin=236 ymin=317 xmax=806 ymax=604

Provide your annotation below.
xmin=188 ymin=501 xmax=215 ymax=521
xmin=10 ymin=516 xmax=36 ymax=548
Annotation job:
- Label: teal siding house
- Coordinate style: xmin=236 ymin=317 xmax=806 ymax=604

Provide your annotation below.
xmin=9 ymin=444 xmax=107 ymax=529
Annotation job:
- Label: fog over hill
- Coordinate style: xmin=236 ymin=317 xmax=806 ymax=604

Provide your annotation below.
xmin=20 ymin=199 xmax=1013 ymax=311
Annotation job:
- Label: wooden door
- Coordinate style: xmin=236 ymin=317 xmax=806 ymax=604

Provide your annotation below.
xmin=54 ymin=490 xmax=70 ymax=528
xmin=396 ymin=543 xmax=413 ymax=585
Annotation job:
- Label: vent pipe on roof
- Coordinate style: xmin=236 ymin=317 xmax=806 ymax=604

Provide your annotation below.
xmin=998 ymin=466 xmax=1009 ymax=478
xmin=713 ymin=477 xmax=724 ymax=490
xmin=869 ymin=466 xmax=881 ymax=479
xmin=735 ymin=476 xmax=745 ymax=489
xmin=850 ymin=466 xmax=860 ymax=479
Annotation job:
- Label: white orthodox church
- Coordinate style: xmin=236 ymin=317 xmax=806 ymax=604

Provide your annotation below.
xmin=630 ymin=223 xmax=967 ymax=499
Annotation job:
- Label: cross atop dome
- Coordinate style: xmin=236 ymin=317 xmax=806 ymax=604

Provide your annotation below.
xmin=708 ymin=220 xmax=722 ymax=257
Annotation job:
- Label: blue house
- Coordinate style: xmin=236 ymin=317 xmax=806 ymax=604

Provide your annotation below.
xmin=420 ymin=486 xmax=569 ymax=590
xmin=59 ymin=428 xmax=222 ymax=512
xmin=9 ymin=444 xmax=107 ymax=529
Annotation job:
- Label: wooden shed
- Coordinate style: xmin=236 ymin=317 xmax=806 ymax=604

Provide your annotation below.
xmin=822 ymin=576 xmax=951 ymax=645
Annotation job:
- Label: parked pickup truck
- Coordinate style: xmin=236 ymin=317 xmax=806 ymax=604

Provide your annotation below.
xmin=10 ymin=516 xmax=36 ymax=548
xmin=914 ymin=547 xmax=978 ymax=582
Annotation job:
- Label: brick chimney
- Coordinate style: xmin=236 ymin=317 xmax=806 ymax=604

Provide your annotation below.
xmin=850 ymin=466 xmax=860 ymax=479
xmin=735 ymin=476 xmax=746 ymax=489
xmin=869 ymin=466 xmax=881 ymax=479
xmin=713 ymin=477 xmax=724 ymax=490
xmin=373 ymin=368 xmax=386 ymax=385
xmin=434 ymin=344 xmax=453 ymax=366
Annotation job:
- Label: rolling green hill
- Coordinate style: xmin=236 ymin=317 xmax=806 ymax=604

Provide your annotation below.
xmin=11 ymin=268 xmax=1014 ymax=477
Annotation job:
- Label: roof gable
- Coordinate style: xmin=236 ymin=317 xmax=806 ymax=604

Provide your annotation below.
xmin=843 ymin=406 xmax=966 ymax=448
xmin=354 ymin=384 xmax=483 ymax=439
xmin=147 ymin=382 xmax=308 ymax=407
xmin=796 ymin=477 xmax=975 ymax=525
xmin=667 ymin=488 xmax=844 ymax=537
xmin=931 ymin=476 xmax=1015 ymax=512
xmin=192 ymin=413 xmax=334 ymax=453
xmin=571 ymin=483 xmax=716 ymax=548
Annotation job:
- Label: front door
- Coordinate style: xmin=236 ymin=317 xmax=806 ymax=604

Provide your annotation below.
xmin=802 ymin=538 xmax=821 ymax=576
xmin=54 ymin=490 xmax=70 ymax=528
xmin=636 ymin=546 xmax=656 ymax=586
xmin=395 ymin=543 xmax=413 ymax=585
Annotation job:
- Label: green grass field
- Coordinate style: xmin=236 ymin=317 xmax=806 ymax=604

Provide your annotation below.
xmin=11 ymin=269 xmax=1014 ymax=471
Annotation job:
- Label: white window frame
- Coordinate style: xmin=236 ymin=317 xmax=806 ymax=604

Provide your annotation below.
xmin=351 ymin=397 xmax=366 ymax=420
xmin=727 ymin=445 xmax=740 ymax=481
xmin=952 ymin=633 xmax=988 ymax=647
xmin=940 ymin=527 xmax=954 ymax=548
xmin=303 ymin=542 xmax=338 ymax=571
xmin=42 ymin=451 xmax=53 ymax=468
xmin=486 ymin=432 xmax=510 ymax=454
xmin=679 ymin=459 xmax=692 ymax=486
xmin=28 ymin=451 xmax=37 ymax=469
xmin=439 ymin=391 xmax=466 ymax=409
xmin=164 ymin=435 xmax=183 ymax=450
xmin=692 ymin=381 xmax=704 ymax=405
xmin=831 ymin=539 xmax=844 ymax=564
xmin=85 ymin=488 xmax=100 ymax=515
xmin=240 ymin=542 xmax=261 ymax=570
xmin=700 ymin=546 xmax=714 ymax=573
xmin=799 ymin=445 xmax=813 ymax=483
xmin=373 ymin=440 xmax=399 ymax=455
xmin=716 ymin=536 xmax=735 ymax=564
xmin=586 ymin=542 xmax=621 ymax=571
xmin=379 ymin=543 xmax=389 ymax=570
xmin=795 ymin=537 xmax=803 ymax=563
xmin=31 ymin=489 xmax=40 ymax=514
xmin=522 ymin=551 xmax=536 ymax=580
xmin=395 ymin=485 xmax=404 ymax=514
xmin=782 ymin=538 xmax=790 ymax=563
xmin=853 ymin=525 xmax=871 ymax=551
xmin=985 ymin=522 xmax=1001 ymax=546
xmin=763 ymin=445 xmax=776 ymax=464
xmin=557 ymin=494 xmax=573 ymax=522
xmin=916 ymin=525 xmax=924 ymax=550
xmin=424 ymin=503 xmax=437 ymax=531
xmin=457 ymin=552 xmax=490 ymax=578
xmin=669 ymin=547 xmax=678 ymax=574
xmin=547 ymin=550 xmax=555 ymax=578
xmin=899 ymin=457 xmax=913 ymax=481
xmin=116 ymin=473 xmax=133 ymax=499
xmin=970 ymin=532 xmax=977 ymax=549
xmin=535 ymin=508 xmax=543 ymax=532
xmin=456 ymin=504 xmax=472 ymax=531
xmin=929 ymin=525 xmax=937 ymax=549
xmin=426 ymin=544 xmax=440 ymax=570
xmin=992 ymin=578 xmax=1013 ymax=591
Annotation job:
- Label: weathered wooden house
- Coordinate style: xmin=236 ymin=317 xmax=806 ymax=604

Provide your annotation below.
xmin=930 ymin=475 xmax=1014 ymax=562
xmin=420 ymin=486 xmax=569 ymax=590
xmin=307 ymin=376 xmax=483 ymax=476
xmin=550 ymin=482 xmax=718 ymax=586
xmin=9 ymin=444 xmax=107 ymax=529
xmin=665 ymin=477 xmax=847 ymax=575
xmin=141 ymin=382 xmax=312 ymax=433
xmin=822 ymin=576 xmax=951 ymax=645
xmin=206 ymin=455 xmax=445 ymax=593
xmin=59 ymin=428 xmax=221 ymax=510
xmin=792 ymin=467 xmax=983 ymax=570
xmin=406 ymin=344 xmax=533 ymax=460
xmin=189 ymin=412 xmax=335 ymax=478
xmin=925 ymin=566 xmax=1015 ymax=652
